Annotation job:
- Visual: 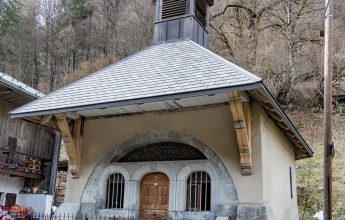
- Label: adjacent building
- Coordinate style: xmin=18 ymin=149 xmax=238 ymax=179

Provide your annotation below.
xmin=0 ymin=73 xmax=60 ymax=213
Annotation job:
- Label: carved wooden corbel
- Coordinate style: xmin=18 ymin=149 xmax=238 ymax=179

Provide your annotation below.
xmin=229 ymin=92 xmax=252 ymax=175
xmin=55 ymin=113 xmax=83 ymax=178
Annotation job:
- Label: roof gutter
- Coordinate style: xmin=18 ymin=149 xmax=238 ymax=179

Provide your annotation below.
xmin=0 ymin=73 xmax=44 ymax=99
xmin=259 ymin=84 xmax=314 ymax=156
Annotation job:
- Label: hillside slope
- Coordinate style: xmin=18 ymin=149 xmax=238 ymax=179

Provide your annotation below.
xmin=288 ymin=111 xmax=345 ymax=219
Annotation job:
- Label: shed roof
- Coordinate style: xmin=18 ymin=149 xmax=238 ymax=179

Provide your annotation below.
xmin=0 ymin=72 xmax=44 ymax=106
xmin=10 ymin=40 xmax=261 ymax=116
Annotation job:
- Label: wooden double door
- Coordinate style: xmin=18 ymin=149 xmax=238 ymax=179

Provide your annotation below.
xmin=140 ymin=173 xmax=169 ymax=220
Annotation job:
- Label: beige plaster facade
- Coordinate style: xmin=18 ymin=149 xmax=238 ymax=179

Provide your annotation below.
xmin=62 ymin=103 xmax=298 ymax=219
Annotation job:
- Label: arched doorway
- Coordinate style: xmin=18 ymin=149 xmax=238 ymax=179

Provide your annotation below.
xmin=81 ymin=130 xmax=239 ymax=219
xmin=140 ymin=172 xmax=169 ymax=220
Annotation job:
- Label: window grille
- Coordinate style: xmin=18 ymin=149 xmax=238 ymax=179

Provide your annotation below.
xmin=162 ymin=0 xmax=188 ymax=20
xmin=186 ymin=171 xmax=211 ymax=211
xmin=195 ymin=0 xmax=207 ymax=27
xmin=106 ymin=173 xmax=125 ymax=209
xmin=117 ymin=142 xmax=207 ymax=162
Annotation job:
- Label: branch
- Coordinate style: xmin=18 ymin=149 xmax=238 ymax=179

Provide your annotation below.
xmin=209 ymin=23 xmax=235 ymax=57
xmin=210 ymin=4 xmax=255 ymax=21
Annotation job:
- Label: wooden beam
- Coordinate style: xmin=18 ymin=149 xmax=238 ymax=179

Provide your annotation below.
xmin=40 ymin=114 xmax=54 ymax=125
xmin=66 ymin=112 xmax=80 ymax=120
xmin=55 ymin=113 xmax=83 ymax=178
xmin=229 ymin=92 xmax=252 ymax=175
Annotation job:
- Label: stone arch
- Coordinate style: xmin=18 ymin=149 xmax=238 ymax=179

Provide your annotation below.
xmin=132 ymin=163 xmax=177 ymax=181
xmin=177 ymin=163 xmax=218 ymax=181
xmin=80 ymin=129 xmax=238 ymax=216
xmin=176 ymin=163 xmax=219 ymax=212
xmin=132 ymin=163 xmax=177 ymax=215
xmin=99 ymin=165 xmax=130 ymax=182
xmin=98 ymin=129 xmax=216 ymax=167
xmin=96 ymin=165 xmax=131 ymax=210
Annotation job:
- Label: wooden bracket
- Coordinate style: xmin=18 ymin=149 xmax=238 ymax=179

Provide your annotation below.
xmin=229 ymin=92 xmax=252 ymax=175
xmin=55 ymin=113 xmax=83 ymax=178
xmin=40 ymin=114 xmax=54 ymax=125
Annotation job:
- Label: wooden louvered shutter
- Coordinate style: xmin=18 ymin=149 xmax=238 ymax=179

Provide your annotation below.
xmin=162 ymin=0 xmax=188 ymax=19
xmin=195 ymin=0 xmax=207 ymax=27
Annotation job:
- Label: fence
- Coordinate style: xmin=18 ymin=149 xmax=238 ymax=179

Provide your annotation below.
xmin=1 ymin=212 xmax=222 ymax=220
xmin=2 ymin=213 xmax=128 ymax=220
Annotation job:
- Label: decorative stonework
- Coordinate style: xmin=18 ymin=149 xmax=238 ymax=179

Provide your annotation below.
xmin=117 ymin=142 xmax=207 ymax=162
xmin=80 ymin=129 xmax=239 ymax=219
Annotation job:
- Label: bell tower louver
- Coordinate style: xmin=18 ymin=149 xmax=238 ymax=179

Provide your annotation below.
xmin=154 ymin=0 xmax=214 ymax=48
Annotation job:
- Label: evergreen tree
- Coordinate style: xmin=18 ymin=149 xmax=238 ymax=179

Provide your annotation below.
xmin=0 ymin=0 xmax=22 ymax=36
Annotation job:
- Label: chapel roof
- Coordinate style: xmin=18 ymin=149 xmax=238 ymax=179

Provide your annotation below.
xmin=9 ymin=40 xmax=313 ymax=159
xmin=10 ymin=40 xmax=261 ymax=116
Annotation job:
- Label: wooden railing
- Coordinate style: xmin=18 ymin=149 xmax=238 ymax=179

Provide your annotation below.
xmin=0 ymin=147 xmax=45 ymax=179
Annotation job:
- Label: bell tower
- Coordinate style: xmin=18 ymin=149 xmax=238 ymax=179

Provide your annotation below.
xmin=153 ymin=0 xmax=214 ymax=47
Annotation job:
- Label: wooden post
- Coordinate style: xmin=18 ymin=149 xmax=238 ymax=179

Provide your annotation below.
xmin=323 ymin=0 xmax=333 ymax=219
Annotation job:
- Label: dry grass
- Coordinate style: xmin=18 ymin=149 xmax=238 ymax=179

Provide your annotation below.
xmin=287 ymin=110 xmax=345 ymax=219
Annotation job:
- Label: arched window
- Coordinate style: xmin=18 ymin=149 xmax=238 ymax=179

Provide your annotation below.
xmin=106 ymin=173 xmax=125 ymax=209
xmin=186 ymin=171 xmax=211 ymax=211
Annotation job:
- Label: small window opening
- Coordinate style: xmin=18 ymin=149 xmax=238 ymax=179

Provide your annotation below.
xmin=187 ymin=171 xmax=211 ymax=211
xmin=106 ymin=173 xmax=125 ymax=209
xmin=195 ymin=0 xmax=207 ymax=27
xmin=162 ymin=0 xmax=188 ymax=20
xmin=289 ymin=167 xmax=293 ymax=198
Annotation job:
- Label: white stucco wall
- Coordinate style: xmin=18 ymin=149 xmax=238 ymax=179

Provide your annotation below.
xmin=64 ymin=105 xmax=263 ymax=204
xmin=261 ymin=110 xmax=299 ymax=220
xmin=62 ymin=103 xmax=300 ymax=219
xmin=16 ymin=194 xmax=53 ymax=214
xmin=0 ymin=174 xmax=23 ymax=205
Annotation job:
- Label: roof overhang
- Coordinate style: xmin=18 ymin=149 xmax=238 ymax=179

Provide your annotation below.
xmin=9 ymin=81 xmax=313 ymax=160
xmin=0 ymin=72 xmax=44 ymax=106
xmin=248 ymin=85 xmax=313 ymax=159
xmin=10 ymin=82 xmax=262 ymax=118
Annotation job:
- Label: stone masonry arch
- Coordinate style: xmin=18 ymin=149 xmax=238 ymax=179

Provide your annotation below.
xmin=80 ymin=129 xmax=238 ymax=217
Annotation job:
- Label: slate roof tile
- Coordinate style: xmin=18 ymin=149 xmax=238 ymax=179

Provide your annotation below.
xmin=10 ymin=40 xmax=261 ymax=115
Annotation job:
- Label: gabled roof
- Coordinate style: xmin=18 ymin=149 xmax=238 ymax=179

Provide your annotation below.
xmin=10 ymin=40 xmax=261 ymax=116
xmin=0 ymin=72 xmax=45 ymax=106
xmin=8 ymin=40 xmax=312 ymax=159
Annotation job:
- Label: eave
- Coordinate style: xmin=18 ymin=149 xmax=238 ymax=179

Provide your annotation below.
xmin=9 ymin=82 xmax=313 ymax=161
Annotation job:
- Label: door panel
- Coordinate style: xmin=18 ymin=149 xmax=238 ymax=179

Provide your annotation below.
xmin=140 ymin=173 xmax=169 ymax=220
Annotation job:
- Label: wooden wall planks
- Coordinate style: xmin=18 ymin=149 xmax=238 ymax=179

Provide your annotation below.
xmin=0 ymin=99 xmax=54 ymax=160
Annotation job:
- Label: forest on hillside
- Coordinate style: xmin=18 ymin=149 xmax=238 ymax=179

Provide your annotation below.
xmin=1 ymin=0 xmax=345 ymax=218
xmin=0 ymin=0 xmax=344 ymax=108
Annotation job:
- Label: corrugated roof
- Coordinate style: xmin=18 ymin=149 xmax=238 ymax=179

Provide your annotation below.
xmin=0 ymin=72 xmax=45 ymax=99
xmin=10 ymin=40 xmax=261 ymax=116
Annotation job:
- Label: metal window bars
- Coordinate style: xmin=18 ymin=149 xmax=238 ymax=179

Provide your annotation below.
xmin=106 ymin=173 xmax=125 ymax=209
xmin=186 ymin=171 xmax=211 ymax=211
